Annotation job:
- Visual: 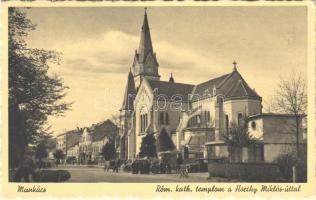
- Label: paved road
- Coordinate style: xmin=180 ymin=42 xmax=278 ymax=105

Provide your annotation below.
xmin=57 ymin=166 xmax=229 ymax=183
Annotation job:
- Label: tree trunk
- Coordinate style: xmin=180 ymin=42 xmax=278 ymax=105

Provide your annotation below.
xmin=295 ymin=116 xmax=300 ymax=158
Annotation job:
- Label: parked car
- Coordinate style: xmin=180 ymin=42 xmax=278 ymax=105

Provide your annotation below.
xmin=182 ymin=158 xmax=208 ymax=173
xmin=150 ymin=162 xmax=160 ymax=174
xmin=131 ymin=159 xmax=151 ymax=174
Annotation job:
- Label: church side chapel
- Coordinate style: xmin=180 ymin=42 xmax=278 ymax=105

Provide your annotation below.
xmin=119 ymin=9 xmax=306 ymax=164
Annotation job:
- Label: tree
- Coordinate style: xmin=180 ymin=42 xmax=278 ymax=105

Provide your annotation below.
xmin=158 ymin=128 xmax=175 ymax=152
xmin=35 ymin=142 xmax=48 ymax=162
xmin=270 ymin=73 xmax=307 ymax=157
xmin=101 ymin=142 xmax=116 ymax=161
xmin=110 ymin=114 xmax=120 ymax=138
xmin=53 ymin=149 xmax=65 ymax=164
xmin=110 ymin=114 xmax=120 ymax=157
xmin=139 ymin=134 xmax=157 ymax=158
xmin=223 ymin=119 xmax=255 ymax=162
xmin=8 ymin=8 xmax=71 ymax=169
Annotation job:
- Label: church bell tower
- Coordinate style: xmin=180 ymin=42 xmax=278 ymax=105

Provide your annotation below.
xmin=132 ymin=8 xmax=160 ymax=89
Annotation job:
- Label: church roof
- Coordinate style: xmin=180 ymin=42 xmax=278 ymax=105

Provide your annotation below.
xmin=219 ymin=70 xmax=261 ymax=101
xmin=224 ymin=78 xmax=260 ymax=100
xmin=147 ymin=79 xmax=194 ymax=102
xmin=121 ymin=71 xmax=136 ymax=110
xmin=191 ymin=69 xmax=261 ymax=101
xmin=191 ymin=73 xmax=231 ymax=100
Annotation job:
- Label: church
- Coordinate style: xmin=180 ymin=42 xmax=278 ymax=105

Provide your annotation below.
xmin=118 ymin=9 xmax=305 ymax=163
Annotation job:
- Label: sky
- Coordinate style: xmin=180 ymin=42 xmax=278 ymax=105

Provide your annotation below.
xmin=23 ymin=6 xmax=307 ymax=136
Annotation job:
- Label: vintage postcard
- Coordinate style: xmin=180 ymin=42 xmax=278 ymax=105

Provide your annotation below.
xmin=1 ymin=0 xmax=315 ymax=198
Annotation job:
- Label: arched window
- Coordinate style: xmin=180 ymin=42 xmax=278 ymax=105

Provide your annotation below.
xmin=141 ymin=115 xmax=144 ymax=132
xmin=225 ymin=115 xmax=229 ymax=134
xmin=160 ymin=112 xmax=164 ymax=125
xmin=197 ymin=115 xmax=201 ymax=124
xmin=238 ymin=113 xmax=243 ymax=125
xmin=251 ymin=121 xmax=256 ymax=130
xmin=205 ymin=111 xmax=210 ymax=122
xmin=145 ymin=114 xmax=148 ymax=129
xmin=141 ymin=114 xmax=147 ymax=132
xmin=165 ymin=113 xmax=169 ymax=125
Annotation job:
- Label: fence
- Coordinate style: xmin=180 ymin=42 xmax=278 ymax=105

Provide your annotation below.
xmin=208 ymin=161 xmax=287 ymax=182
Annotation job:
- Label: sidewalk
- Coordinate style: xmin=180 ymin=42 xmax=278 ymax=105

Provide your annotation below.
xmin=58 ymin=164 xmax=210 ymax=179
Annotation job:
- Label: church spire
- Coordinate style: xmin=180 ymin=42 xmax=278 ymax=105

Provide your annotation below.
xmin=132 ymin=8 xmax=160 ymax=88
xmin=138 ymin=8 xmax=153 ymax=63
xmin=121 ymin=71 xmax=136 ymax=111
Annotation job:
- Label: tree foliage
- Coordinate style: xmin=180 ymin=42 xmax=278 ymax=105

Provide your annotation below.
xmin=35 ymin=142 xmax=48 ymax=161
xmin=9 ymin=8 xmax=71 ymax=168
xmin=53 ymin=149 xmax=65 ymax=161
xmin=158 ymin=128 xmax=175 ymax=152
xmin=101 ymin=142 xmax=116 ymax=161
xmin=224 ymin=121 xmax=254 ymax=148
xmin=223 ymin=119 xmax=255 ymax=162
xmin=110 ymin=114 xmax=120 ymax=149
xmin=139 ymin=134 xmax=157 ymax=158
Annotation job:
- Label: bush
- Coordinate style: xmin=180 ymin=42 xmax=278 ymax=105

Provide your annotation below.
xmin=275 ymin=153 xmax=295 ymax=181
xmin=34 ymin=170 xmax=71 ymax=182
xmin=208 ymin=162 xmax=282 ymax=182
xmin=275 ymin=153 xmax=307 ymax=182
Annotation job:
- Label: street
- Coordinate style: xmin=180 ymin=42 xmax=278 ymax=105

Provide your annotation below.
xmin=57 ymin=166 xmax=230 ymax=183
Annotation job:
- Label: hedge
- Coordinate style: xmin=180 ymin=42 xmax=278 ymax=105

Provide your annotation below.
xmin=34 ymin=170 xmax=71 ymax=182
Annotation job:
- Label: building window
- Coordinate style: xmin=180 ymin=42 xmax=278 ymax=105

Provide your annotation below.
xmin=205 ymin=110 xmax=210 ymax=122
xmin=197 ymin=115 xmax=201 ymax=124
xmin=141 ymin=115 xmax=143 ymax=132
xmin=141 ymin=113 xmax=148 ymax=133
xmin=238 ymin=113 xmax=243 ymax=125
xmin=160 ymin=112 xmax=169 ymax=125
xmin=188 ymin=114 xmax=202 ymax=127
xmin=145 ymin=114 xmax=148 ymax=129
xmin=251 ymin=121 xmax=256 ymax=130
xmin=225 ymin=115 xmax=229 ymax=134
xmin=160 ymin=112 xmax=164 ymax=125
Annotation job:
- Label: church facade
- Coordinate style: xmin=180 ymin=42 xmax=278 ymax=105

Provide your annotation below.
xmin=119 ymin=10 xmax=305 ymax=162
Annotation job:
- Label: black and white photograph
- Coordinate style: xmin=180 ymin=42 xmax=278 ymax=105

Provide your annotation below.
xmin=7 ymin=5 xmax=309 ymax=185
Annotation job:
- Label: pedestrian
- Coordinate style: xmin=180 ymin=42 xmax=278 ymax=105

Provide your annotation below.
xmin=104 ymin=161 xmax=108 ymax=172
xmin=114 ymin=159 xmax=119 ymax=173
xmin=159 ymin=160 xmax=166 ymax=174
xmin=177 ymin=154 xmax=183 ymax=173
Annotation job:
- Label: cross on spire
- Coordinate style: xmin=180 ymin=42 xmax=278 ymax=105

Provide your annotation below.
xmin=169 ymin=72 xmax=174 ymax=83
xmin=144 ymin=7 xmax=147 ymax=15
xmin=233 ymin=61 xmax=237 ymax=71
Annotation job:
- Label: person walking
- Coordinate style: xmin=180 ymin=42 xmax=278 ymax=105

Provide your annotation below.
xmin=114 ymin=159 xmax=119 ymax=173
